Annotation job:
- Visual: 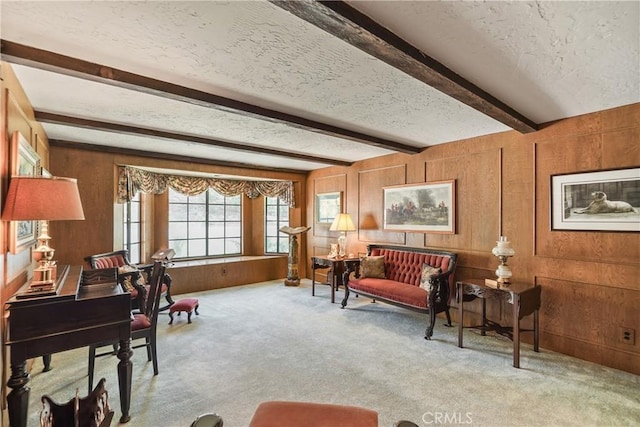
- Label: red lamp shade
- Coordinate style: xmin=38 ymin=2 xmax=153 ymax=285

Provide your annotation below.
xmin=2 ymin=176 xmax=85 ymax=221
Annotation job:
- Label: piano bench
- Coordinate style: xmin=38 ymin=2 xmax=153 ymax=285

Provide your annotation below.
xmin=168 ymin=298 xmax=200 ymax=324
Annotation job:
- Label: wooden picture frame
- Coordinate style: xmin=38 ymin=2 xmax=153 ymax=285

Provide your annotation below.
xmin=551 ymin=167 xmax=640 ymax=232
xmin=316 ymin=191 xmax=342 ymax=224
xmin=8 ymin=131 xmax=40 ymax=254
xmin=383 ymin=180 xmax=456 ymax=234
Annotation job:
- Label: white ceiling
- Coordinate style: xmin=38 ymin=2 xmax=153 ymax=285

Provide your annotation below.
xmin=1 ymin=1 xmax=638 ymax=174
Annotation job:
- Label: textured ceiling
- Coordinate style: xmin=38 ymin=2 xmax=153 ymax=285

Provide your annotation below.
xmin=1 ymin=1 xmax=638 ymax=175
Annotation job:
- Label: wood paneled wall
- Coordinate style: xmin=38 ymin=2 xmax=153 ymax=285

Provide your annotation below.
xmin=306 ymin=103 xmax=640 ymax=374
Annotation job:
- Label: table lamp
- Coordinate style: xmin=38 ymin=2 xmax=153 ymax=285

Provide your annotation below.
xmin=2 ymin=176 xmax=85 ymax=287
xmin=491 ymin=235 xmax=515 ymax=285
xmin=329 ymin=213 xmax=355 ymax=258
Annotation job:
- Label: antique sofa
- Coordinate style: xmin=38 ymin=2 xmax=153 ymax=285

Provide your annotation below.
xmin=84 ymin=250 xmax=174 ymax=312
xmin=341 ymin=244 xmax=457 ymax=339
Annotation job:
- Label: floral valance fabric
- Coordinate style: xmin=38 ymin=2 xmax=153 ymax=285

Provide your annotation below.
xmin=117 ymin=166 xmax=295 ymax=207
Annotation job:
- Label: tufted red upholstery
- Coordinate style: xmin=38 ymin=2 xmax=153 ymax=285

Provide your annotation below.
xmin=92 ymin=255 xmax=128 ymax=269
xmin=369 ymin=247 xmax=454 ymax=290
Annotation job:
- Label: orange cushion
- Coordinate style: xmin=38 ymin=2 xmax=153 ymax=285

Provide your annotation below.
xmin=249 ymin=401 xmax=378 ymax=427
xmin=349 ymin=278 xmax=428 ymax=309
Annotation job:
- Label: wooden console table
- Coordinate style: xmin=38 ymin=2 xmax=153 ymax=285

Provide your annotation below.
xmin=5 ymin=265 xmax=133 ymax=426
xmin=311 ymin=256 xmax=358 ymax=303
xmin=456 ymin=279 xmax=541 ymax=368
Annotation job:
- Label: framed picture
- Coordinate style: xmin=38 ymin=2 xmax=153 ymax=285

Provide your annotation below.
xmin=551 ymin=167 xmax=640 ymax=232
xmin=8 ymin=131 xmax=40 ymax=254
xmin=316 ymin=191 xmax=342 ymax=224
xmin=383 ymin=180 xmax=456 ymax=234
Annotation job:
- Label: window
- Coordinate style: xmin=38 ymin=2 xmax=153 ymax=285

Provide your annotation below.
xmin=123 ymin=192 xmax=141 ymax=264
xmin=265 ymin=196 xmax=289 ymax=254
xmin=168 ymin=188 xmax=242 ymax=258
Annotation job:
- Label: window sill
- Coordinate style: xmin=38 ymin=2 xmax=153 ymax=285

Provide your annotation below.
xmin=169 ymin=254 xmax=286 ymax=268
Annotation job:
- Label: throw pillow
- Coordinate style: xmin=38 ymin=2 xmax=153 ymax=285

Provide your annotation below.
xmin=420 ymin=263 xmax=442 ymax=289
xmin=360 ymin=255 xmax=386 ymax=278
xmin=118 ymin=265 xmax=146 ymax=292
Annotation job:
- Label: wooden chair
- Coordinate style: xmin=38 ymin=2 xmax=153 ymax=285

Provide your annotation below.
xmin=87 ymin=261 xmax=167 ymax=393
xmin=40 ymin=378 xmax=114 ymax=427
xmin=84 ymin=249 xmax=174 ymax=312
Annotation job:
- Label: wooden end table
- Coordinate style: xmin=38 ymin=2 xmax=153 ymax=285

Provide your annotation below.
xmin=311 ymin=256 xmax=358 ymax=303
xmin=456 ymin=279 xmax=541 ymax=368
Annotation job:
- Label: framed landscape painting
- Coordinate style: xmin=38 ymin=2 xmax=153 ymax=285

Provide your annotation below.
xmin=383 ymin=180 xmax=456 ymax=234
xmin=9 ymin=131 xmax=40 ymax=253
xmin=551 ymin=167 xmax=640 ymax=232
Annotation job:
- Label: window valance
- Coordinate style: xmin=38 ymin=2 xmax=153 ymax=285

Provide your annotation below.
xmin=117 ymin=166 xmax=295 ymax=207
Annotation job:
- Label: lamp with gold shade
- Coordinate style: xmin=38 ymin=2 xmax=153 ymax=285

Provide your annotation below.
xmin=2 ymin=176 xmax=85 ymax=289
xmin=329 ymin=213 xmax=355 ymax=258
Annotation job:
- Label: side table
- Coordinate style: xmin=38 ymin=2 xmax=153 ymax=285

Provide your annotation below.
xmin=456 ymin=279 xmax=541 ymax=368
xmin=311 ymin=256 xmax=358 ymax=303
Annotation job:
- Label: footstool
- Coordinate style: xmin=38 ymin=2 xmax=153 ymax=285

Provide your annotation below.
xmin=248 ymin=401 xmax=378 ymax=427
xmin=168 ymin=298 xmax=199 ymax=324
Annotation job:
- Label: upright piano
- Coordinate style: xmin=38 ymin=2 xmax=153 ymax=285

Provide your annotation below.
xmin=4 ymin=265 xmax=133 ymax=427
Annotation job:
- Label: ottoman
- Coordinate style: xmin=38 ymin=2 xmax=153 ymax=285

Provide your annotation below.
xmin=168 ymin=298 xmax=199 ymax=324
xmin=248 ymin=401 xmax=378 ymax=427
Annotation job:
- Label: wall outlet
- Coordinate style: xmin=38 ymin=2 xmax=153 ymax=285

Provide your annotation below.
xmin=619 ymin=327 xmax=636 ymax=345
xmin=221 ymin=267 xmax=227 ymax=276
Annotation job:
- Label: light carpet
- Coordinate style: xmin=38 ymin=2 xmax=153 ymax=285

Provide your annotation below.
xmin=25 ymin=279 xmax=639 ymax=427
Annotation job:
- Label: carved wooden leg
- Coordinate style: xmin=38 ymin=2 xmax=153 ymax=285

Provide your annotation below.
xmin=425 ymin=308 xmax=436 ymax=340
xmin=194 ymin=304 xmax=199 ymax=315
xmin=513 ymin=294 xmax=521 ymax=368
xmin=444 ymin=308 xmax=452 ymax=327
xmin=168 ymin=312 xmax=174 ymax=324
xmin=340 ymin=270 xmax=351 ymax=308
xmin=117 ymin=339 xmax=133 ymax=423
xmin=42 ymin=354 xmax=52 ymax=372
xmin=534 ymin=306 xmax=540 ymax=352
xmin=7 ymin=361 xmax=30 ymax=427
xmin=187 ymin=311 xmax=192 ymax=323
xmin=457 ymin=284 xmax=464 ymax=348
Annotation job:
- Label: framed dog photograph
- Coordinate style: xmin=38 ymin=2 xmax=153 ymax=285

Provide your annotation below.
xmin=551 ymin=167 xmax=640 ymax=232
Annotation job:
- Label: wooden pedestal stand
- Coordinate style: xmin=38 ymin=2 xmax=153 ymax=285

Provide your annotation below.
xmin=280 ymin=226 xmax=311 ymax=286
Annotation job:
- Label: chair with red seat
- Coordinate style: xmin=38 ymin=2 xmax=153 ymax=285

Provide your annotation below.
xmin=87 ymin=260 xmax=166 ymax=393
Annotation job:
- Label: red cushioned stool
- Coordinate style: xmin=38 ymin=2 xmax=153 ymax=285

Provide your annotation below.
xmin=168 ymin=298 xmax=199 ymax=324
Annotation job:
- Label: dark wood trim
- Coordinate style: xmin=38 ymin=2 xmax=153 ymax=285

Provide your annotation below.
xmin=271 ymin=0 xmax=538 ymax=134
xmin=36 ymin=111 xmax=351 ymax=167
xmin=48 ymin=139 xmax=309 ymax=175
xmin=1 ymin=39 xmax=421 ymax=154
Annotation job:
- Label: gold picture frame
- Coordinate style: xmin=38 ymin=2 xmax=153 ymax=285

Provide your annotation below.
xmin=8 ymin=131 xmax=40 ymax=254
xmin=383 ymin=180 xmax=456 ymax=234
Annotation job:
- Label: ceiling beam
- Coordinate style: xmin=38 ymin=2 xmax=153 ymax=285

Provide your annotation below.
xmin=1 ymin=39 xmax=421 ymax=154
xmin=48 ymin=139 xmax=309 ymax=175
xmin=271 ymin=0 xmax=538 ymax=134
xmin=36 ymin=111 xmax=352 ymax=167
